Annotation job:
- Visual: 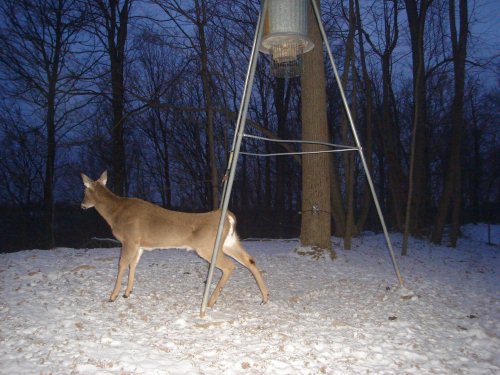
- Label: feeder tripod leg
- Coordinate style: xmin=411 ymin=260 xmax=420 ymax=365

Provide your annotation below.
xmin=309 ymin=0 xmax=404 ymax=286
xmin=199 ymin=0 xmax=269 ymax=318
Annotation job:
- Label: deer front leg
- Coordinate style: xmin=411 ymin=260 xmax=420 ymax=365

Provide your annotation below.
xmin=109 ymin=258 xmax=127 ymax=302
xmin=124 ymin=248 xmax=143 ymax=298
xmin=109 ymin=243 xmax=138 ymax=302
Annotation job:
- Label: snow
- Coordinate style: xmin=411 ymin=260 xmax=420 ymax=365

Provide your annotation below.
xmin=0 ymin=224 xmax=498 ymax=374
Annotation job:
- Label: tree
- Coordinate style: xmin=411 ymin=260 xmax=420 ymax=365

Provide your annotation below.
xmin=363 ymin=0 xmax=406 ymax=230
xmin=129 ymin=31 xmax=181 ymax=207
xmin=354 ymin=0 xmax=375 ymax=233
xmin=152 ymin=0 xmax=221 ymax=209
xmin=431 ymin=0 xmax=469 ymax=246
xmin=90 ymin=0 xmax=133 ymax=196
xmin=299 ymin=0 xmax=333 ymax=257
xmin=402 ymin=0 xmax=433 ymax=254
xmin=339 ymin=0 xmax=358 ymax=249
xmin=0 ymin=0 xmax=89 ymax=248
xmin=0 ymin=109 xmax=44 ymax=207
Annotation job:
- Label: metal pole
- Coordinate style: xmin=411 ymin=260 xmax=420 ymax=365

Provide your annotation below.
xmin=309 ymin=0 xmax=404 ymax=286
xmin=200 ymin=0 xmax=268 ymax=317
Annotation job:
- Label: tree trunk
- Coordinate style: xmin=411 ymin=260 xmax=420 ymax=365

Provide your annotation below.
xmin=363 ymin=0 xmax=404 ymax=230
xmin=354 ymin=0 xmax=374 ymax=233
xmin=470 ymin=91 xmax=480 ymax=223
xmin=299 ymin=0 xmax=332 ymax=257
xmin=330 ymin=155 xmax=346 ymax=236
xmin=340 ymin=0 xmax=357 ymax=249
xmin=431 ymin=0 xmax=468 ymax=246
xmin=43 ymin=3 xmax=64 ymax=249
xmin=43 ymin=92 xmax=56 ymax=249
xmin=196 ymin=0 xmax=219 ymax=209
xmin=273 ymin=77 xmax=293 ymax=236
xmin=111 ymin=77 xmax=126 ymax=196
xmin=106 ymin=0 xmax=131 ymax=197
xmin=274 ymin=78 xmax=286 ymax=216
xmin=381 ymin=52 xmax=406 ymax=230
xmin=403 ymin=0 xmax=431 ymax=244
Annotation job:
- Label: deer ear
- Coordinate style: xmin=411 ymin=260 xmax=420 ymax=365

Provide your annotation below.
xmin=81 ymin=173 xmax=92 ymax=188
xmin=98 ymin=170 xmax=108 ymax=186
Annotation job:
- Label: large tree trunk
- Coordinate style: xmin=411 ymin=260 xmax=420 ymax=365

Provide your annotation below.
xmin=403 ymin=0 xmax=432 ymax=247
xmin=299 ymin=0 xmax=332 ymax=257
xmin=431 ymin=0 xmax=468 ymax=246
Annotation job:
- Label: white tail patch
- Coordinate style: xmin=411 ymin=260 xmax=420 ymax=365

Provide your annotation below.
xmin=223 ymin=214 xmax=237 ymax=248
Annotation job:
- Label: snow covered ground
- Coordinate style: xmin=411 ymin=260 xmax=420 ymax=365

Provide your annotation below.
xmin=0 ymin=224 xmax=498 ymax=374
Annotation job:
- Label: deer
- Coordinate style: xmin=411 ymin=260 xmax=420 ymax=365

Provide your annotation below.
xmin=80 ymin=171 xmax=269 ymax=309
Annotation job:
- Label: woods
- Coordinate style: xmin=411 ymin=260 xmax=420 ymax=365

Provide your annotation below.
xmin=0 ymin=0 xmax=498 ymax=252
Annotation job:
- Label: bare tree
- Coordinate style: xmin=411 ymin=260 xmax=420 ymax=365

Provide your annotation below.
xmin=431 ymin=0 xmax=469 ymax=246
xmin=0 ymin=109 xmax=44 ymax=207
xmin=299 ymin=0 xmax=333 ymax=257
xmin=402 ymin=0 xmax=433 ymax=254
xmin=363 ymin=0 xmax=406 ymax=230
xmin=0 ymin=0 xmax=89 ymax=248
xmin=354 ymin=0 xmax=375 ymax=233
xmin=89 ymin=0 xmax=134 ymax=196
xmin=129 ymin=31 xmax=181 ymax=207
xmin=339 ymin=0 xmax=358 ymax=249
xmin=151 ymin=0 xmax=222 ymax=209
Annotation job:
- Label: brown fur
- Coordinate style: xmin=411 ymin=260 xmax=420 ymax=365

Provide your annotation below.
xmin=81 ymin=171 xmax=269 ymax=308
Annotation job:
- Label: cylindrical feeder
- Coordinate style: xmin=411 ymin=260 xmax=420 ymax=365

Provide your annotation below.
xmin=260 ymin=0 xmax=314 ymax=78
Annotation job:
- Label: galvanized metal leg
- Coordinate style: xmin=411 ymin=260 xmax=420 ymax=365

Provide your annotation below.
xmin=309 ymin=0 xmax=404 ymax=286
xmin=199 ymin=0 xmax=269 ymax=318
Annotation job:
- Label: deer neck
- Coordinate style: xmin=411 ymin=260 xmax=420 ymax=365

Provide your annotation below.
xmin=93 ymin=186 xmax=123 ymax=227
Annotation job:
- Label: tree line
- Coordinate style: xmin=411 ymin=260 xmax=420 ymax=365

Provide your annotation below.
xmin=0 ymin=0 xmax=498 ymax=252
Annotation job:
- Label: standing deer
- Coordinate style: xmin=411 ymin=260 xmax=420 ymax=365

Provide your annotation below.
xmin=80 ymin=171 xmax=269 ymax=308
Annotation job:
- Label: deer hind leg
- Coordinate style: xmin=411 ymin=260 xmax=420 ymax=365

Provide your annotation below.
xmin=208 ymin=254 xmax=235 ymax=307
xmin=223 ymin=241 xmax=269 ymax=304
xmin=198 ymin=247 xmax=236 ymax=307
xmin=109 ymin=242 xmax=139 ymax=302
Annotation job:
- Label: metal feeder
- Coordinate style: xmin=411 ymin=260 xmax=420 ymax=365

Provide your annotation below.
xmin=200 ymin=0 xmax=404 ymax=318
xmin=260 ymin=0 xmax=314 ymax=78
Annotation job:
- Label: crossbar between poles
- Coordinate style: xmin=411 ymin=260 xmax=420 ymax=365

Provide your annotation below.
xmin=244 ymin=133 xmax=359 ymax=150
xmin=240 ymin=149 xmax=358 ymax=157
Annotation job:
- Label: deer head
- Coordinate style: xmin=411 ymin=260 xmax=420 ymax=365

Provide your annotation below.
xmin=81 ymin=170 xmax=108 ymax=209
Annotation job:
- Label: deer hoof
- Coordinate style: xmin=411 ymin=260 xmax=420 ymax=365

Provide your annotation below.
xmin=261 ymin=294 xmax=270 ymax=305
